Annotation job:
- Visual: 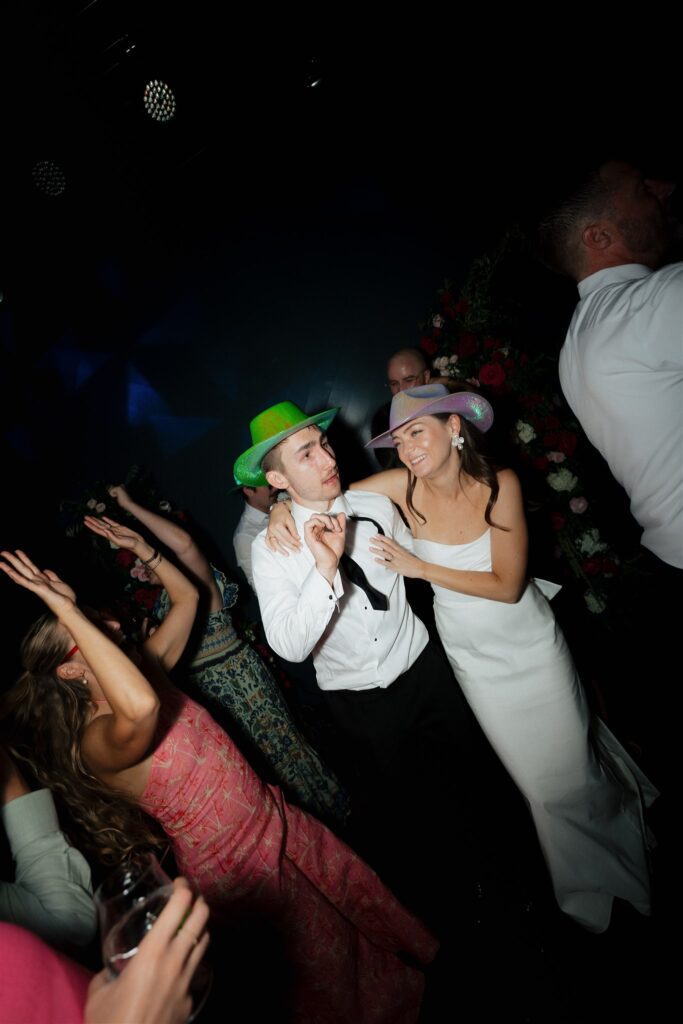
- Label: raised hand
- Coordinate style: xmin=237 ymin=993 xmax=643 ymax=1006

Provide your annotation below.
xmin=108 ymin=483 xmax=133 ymax=511
xmin=369 ymin=534 xmax=424 ymax=579
xmin=84 ymin=515 xmax=148 ymax=555
xmin=0 ymin=550 xmax=78 ymax=614
xmin=304 ymin=513 xmax=346 ymax=584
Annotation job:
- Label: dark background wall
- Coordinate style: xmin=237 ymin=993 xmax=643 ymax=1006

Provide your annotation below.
xmin=1 ymin=4 xmax=680 ymax=588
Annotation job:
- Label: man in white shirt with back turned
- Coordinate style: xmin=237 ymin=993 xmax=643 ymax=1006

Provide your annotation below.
xmin=539 ymin=159 xmax=682 ymax=569
xmin=538 ymin=159 xmax=682 ymax=774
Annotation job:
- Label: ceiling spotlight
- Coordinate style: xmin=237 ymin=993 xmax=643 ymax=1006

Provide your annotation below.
xmin=32 ymin=160 xmax=67 ymax=196
xmin=304 ymin=59 xmax=322 ymax=89
xmin=143 ymin=80 xmax=176 ymax=122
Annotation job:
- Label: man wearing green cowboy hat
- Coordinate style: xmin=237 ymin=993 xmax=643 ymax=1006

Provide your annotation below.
xmin=234 ymin=400 xmax=487 ymax=845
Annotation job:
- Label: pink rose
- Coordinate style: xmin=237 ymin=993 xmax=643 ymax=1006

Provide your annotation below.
xmin=569 ymin=497 xmax=588 ymax=514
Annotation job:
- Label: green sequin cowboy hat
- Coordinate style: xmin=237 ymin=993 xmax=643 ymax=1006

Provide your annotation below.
xmin=233 ymin=401 xmax=339 ymax=488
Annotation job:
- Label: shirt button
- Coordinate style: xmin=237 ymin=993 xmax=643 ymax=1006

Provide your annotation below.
xmin=374 ymin=638 xmax=377 ymax=642
xmin=328 ymin=595 xmax=333 ymax=600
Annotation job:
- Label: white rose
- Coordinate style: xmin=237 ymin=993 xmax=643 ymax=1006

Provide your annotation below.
xmin=159 ymin=500 xmax=172 ymax=512
xmin=546 ymin=451 xmax=566 ymax=464
xmin=585 ymin=592 xmax=606 ymax=614
xmin=432 ymin=314 xmax=445 ymax=329
xmin=577 ymin=528 xmax=608 ymax=556
xmin=95 ymin=502 xmax=106 ymax=513
xmin=547 ymin=468 xmax=578 ymax=492
xmin=448 ymin=354 xmax=459 ymax=365
xmin=86 ymin=498 xmax=97 ymax=509
xmin=433 ymin=356 xmax=450 ymax=372
xmin=516 ymin=420 xmax=536 ymax=444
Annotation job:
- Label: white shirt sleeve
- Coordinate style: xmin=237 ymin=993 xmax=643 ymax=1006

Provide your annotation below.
xmin=0 ymin=789 xmax=97 ymax=948
xmin=389 ymin=503 xmax=416 ymax=553
xmin=233 ymin=529 xmax=256 ymax=590
xmin=251 ymin=537 xmax=344 ymax=662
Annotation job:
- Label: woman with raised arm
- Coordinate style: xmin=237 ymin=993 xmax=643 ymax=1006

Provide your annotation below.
xmin=103 ymin=484 xmax=347 ymax=826
xmin=0 ymin=545 xmax=437 ymax=1023
xmin=267 ymin=383 xmax=658 ymax=934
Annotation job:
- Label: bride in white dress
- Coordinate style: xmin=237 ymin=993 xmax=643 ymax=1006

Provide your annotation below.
xmin=269 ymin=383 xmax=657 ymax=933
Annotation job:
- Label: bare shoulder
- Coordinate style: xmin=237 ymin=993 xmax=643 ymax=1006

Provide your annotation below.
xmin=349 ymin=468 xmax=408 ymax=503
xmin=496 ymin=468 xmax=522 ymax=499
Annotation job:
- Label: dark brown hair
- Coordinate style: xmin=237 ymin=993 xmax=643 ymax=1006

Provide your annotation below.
xmin=404 ymin=385 xmax=507 ymax=531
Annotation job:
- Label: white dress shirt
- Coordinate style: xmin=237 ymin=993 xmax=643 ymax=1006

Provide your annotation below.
xmin=251 ymin=490 xmax=428 ymax=691
xmin=559 ymin=262 xmax=683 ymax=568
xmin=1 ymin=789 xmax=96 ymax=947
xmin=233 ymin=502 xmax=269 ymax=590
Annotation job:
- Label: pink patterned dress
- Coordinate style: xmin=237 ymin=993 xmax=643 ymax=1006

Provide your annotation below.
xmin=140 ymin=686 xmax=438 ymax=1023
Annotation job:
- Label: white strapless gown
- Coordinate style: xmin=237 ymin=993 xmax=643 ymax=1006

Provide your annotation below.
xmin=413 ymin=529 xmax=658 ymax=933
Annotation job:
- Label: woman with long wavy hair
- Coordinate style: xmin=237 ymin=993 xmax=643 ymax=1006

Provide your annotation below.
xmin=0 ymin=537 xmax=437 ymax=1024
xmin=267 ymin=382 xmax=658 ymax=935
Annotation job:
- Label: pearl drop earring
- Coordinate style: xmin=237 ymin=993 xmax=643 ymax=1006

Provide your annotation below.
xmin=451 ymin=434 xmax=464 ymax=451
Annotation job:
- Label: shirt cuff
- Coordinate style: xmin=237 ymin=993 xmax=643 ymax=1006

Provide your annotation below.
xmin=1 ymin=790 xmax=61 ymax=856
xmin=302 ymin=563 xmax=344 ymax=607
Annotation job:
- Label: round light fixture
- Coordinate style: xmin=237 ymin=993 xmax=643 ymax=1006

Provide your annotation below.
xmin=143 ymin=80 xmax=176 ymax=122
xmin=32 ymin=160 xmax=66 ymax=196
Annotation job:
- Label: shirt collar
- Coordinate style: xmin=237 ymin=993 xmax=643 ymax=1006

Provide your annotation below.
xmin=243 ymin=502 xmax=268 ymax=525
xmin=578 ymin=263 xmax=652 ymax=299
xmin=291 ymin=492 xmax=351 ymax=525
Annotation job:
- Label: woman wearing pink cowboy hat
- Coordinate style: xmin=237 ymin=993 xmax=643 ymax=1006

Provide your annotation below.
xmin=268 ymin=382 xmax=657 ymax=934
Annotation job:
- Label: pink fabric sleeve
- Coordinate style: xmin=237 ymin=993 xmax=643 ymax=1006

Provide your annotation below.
xmin=0 ymin=922 xmax=92 ymax=1024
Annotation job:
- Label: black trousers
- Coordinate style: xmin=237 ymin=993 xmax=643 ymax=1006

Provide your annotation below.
xmin=323 ymin=643 xmax=533 ymax=929
xmin=323 ymin=641 xmax=484 ymax=787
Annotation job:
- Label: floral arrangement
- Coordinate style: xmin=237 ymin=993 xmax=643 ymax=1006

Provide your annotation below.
xmin=59 ymin=465 xmax=187 ymax=627
xmin=418 ymin=231 xmax=626 ymax=617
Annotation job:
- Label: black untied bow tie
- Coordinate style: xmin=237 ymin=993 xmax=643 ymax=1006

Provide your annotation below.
xmin=339 ymin=515 xmax=389 ymax=611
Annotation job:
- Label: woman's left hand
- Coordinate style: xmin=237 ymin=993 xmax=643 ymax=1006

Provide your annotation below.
xmin=84 ymin=515 xmax=148 ymax=554
xmin=369 ymin=535 xmax=424 ymax=579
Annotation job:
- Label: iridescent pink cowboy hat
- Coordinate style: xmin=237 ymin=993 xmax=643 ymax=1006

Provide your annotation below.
xmin=366 ymin=383 xmax=493 ymax=448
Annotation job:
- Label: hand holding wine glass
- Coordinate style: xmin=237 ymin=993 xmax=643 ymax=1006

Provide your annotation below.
xmin=86 ymin=877 xmax=210 ymax=1024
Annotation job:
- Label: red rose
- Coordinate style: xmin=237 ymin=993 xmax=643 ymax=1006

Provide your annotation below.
xmin=440 ymin=290 xmax=455 ymax=306
xmin=557 ymin=431 xmax=577 ymax=457
xmin=478 ymin=363 xmax=506 ymax=387
xmin=543 ymin=432 xmax=559 ymax=448
xmin=492 ymin=350 xmax=504 ymax=363
xmin=534 ymin=456 xmax=549 ymax=471
xmin=582 ymin=558 xmax=602 ymax=576
xmin=132 ymin=587 xmax=160 ymax=610
xmin=504 ymin=359 xmax=515 ymax=371
xmin=543 ymin=415 xmax=561 ymax=430
xmin=420 ymin=337 xmax=439 ymax=355
xmin=601 ymin=559 xmax=619 ymax=576
xmin=116 ymin=550 xmax=136 ymax=567
xmin=520 ymin=392 xmax=542 ymax=410
xmin=483 ymin=336 xmax=504 ymax=350
xmin=458 ymin=332 xmax=479 ymax=357
xmin=520 ymin=353 xmax=529 ymax=366
xmin=454 ymin=299 xmax=470 ymax=315
xmin=550 ymin=512 xmax=565 ymax=531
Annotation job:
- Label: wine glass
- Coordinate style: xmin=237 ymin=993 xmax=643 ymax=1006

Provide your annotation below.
xmin=94 ymin=850 xmax=172 ymax=940
xmin=102 ymin=885 xmax=213 ymax=1022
